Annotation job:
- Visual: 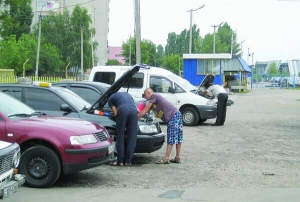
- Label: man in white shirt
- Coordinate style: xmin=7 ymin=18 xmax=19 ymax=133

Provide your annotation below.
xmin=202 ymin=83 xmax=228 ymax=126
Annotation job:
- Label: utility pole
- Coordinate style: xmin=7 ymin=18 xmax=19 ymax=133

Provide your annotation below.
xmin=240 ymin=39 xmax=246 ymax=58
xmin=134 ymin=0 xmax=141 ymax=64
xmin=212 ymin=22 xmax=223 ymax=54
xmin=187 ymin=5 xmax=205 ymax=54
xmin=247 ymin=48 xmax=250 ymax=65
xmin=231 ymin=29 xmax=237 ymax=57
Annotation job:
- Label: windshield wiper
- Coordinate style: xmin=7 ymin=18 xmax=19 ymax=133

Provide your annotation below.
xmin=31 ymin=112 xmax=46 ymax=117
xmin=8 ymin=113 xmax=32 ymax=118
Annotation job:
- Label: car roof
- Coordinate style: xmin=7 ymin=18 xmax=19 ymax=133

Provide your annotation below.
xmin=53 ymin=81 xmax=111 ymax=88
xmin=0 ymin=83 xmax=63 ymax=91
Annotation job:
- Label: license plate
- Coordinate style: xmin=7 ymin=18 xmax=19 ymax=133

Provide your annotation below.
xmin=108 ymin=143 xmax=115 ymax=154
xmin=3 ymin=181 xmax=18 ymax=198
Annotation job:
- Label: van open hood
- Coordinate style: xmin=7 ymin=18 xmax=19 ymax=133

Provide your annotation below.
xmin=88 ymin=64 xmax=141 ymax=111
xmin=198 ymin=74 xmax=215 ymax=90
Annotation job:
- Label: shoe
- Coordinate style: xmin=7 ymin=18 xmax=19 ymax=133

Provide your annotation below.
xmin=110 ymin=161 xmax=124 ymax=166
xmin=155 ymin=158 xmax=170 ymax=164
xmin=170 ymin=157 xmax=181 ymax=163
xmin=124 ymin=163 xmax=132 ymax=166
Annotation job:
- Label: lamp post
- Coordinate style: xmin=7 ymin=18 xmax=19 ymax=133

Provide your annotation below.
xmin=212 ymin=22 xmax=223 ymax=54
xmin=240 ymin=39 xmax=246 ymax=58
xmin=251 ymin=52 xmax=254 ymax=66
xmin=35 ymin=1 xmax=54 ymax=81
xmin=187 ymin=5 xmax=205 ymax=54
xmin=230 ymin=29 xmax=237 ymax=57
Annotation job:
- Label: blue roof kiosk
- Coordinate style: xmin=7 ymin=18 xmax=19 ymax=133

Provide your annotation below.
xmin=182 ymin=53 xmax=232 ymax=86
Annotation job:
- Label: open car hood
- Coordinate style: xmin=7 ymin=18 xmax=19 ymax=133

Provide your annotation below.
xmin=88 ymin=64 xmax=142 ymax=111
xmin=198 ymin=74 xmax=215 ymax=90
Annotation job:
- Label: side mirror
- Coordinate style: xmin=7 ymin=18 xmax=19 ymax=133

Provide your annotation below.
xmin=168 ymin=87 xmax=175 ymax=93
xmin=60 ymin=104 xmax=72 ymax=112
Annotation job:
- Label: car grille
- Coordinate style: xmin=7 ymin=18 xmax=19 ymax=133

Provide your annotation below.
xmin=95 ymin=131 xmax=108 ymax=142
xmin=0 ymin=150 xmax=14 ymax=175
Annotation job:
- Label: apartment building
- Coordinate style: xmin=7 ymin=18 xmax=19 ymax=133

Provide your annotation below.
xmin=31 ymin=0 xmax=109 ymax=66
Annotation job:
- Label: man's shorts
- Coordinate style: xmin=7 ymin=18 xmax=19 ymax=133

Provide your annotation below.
xmin=167 ymin=112 xmax=183 ymax=145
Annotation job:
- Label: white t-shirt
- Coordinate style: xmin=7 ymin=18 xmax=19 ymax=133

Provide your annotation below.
xmin=206 ymin=85 xmax=227 ymax=97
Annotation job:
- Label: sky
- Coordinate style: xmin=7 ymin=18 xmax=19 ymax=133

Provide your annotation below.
xmin=108 ymin=0 xmax=300 ymax=64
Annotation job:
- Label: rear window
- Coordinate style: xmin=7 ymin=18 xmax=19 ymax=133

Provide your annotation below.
xmin=93 ymin=72 xmax=116 ymax=85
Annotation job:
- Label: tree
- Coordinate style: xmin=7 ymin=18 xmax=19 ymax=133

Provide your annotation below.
xmin=122 ymin=38 xmax=159 ymax=66
xmin=106 ymin=59 xmax=121 ymax=66
xmin=0 ymin=34 xmax=62 ymax=76
xmin=33 ymin=6 xmax=97 ymax=75
xmin=267 ymin=62 xmax=279 ymax=75
xmin=0 ymin=0 xmax=33 ymax=41
xmin=162 ymin=54 xmax=181 ymax=74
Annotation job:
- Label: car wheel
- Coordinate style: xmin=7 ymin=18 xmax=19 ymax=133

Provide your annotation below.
xmin=19 ymin=146 xmax=61 ymax=188
xmin=181 ymin=107 xmax=199 ymax=126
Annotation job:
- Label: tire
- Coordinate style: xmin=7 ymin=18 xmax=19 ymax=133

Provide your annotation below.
xmin=19 ymin=146 xmax=61 ymax=188
xmin=181 ymin=107 xmax=199 ymax=126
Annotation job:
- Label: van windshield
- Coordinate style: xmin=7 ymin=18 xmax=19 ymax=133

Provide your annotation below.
xmin=168 ymin=74 xmax=197 ymax=91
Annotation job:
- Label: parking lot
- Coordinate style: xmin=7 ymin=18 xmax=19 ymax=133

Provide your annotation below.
xmin=8 ymin=88 xmax=300 ymax=201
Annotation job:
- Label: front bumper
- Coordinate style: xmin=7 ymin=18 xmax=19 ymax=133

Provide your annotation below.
xmin=63 ymin=143 xmax=115 ymax=174
xmin=135 ymin=132 xmax=165 ymax=153
xmin=196 ymin=105 xmax=217 ymax=120
xmin=0 ymin=174 xmax=25 ymax=199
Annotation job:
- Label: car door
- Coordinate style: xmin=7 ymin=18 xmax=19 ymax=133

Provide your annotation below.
xmin=149 ymin=75 xmax=178 ymax=106
xmin=23 ymin=87 xmax=81 ymax=118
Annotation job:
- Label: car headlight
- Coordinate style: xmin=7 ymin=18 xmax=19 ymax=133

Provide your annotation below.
xmin=12 ymin=149 xmax=21 ymax=168
xmin=139 ymin=124 xmax=158 ymax=133
xmin=70 ymin=134 xmax=97 ymax=145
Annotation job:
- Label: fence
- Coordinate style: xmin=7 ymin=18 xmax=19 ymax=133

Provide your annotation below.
xmin=0 ymin=76 xmax=77 ymax=84
xmin=252 ymin=74 xmax=300 ymax=89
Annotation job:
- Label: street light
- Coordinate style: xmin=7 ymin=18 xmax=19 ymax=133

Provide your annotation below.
xmin=251 ymin=52 xmax=254 ymax=66
xmin=240 ymin=39 xmax=246 ymax=58
xmin=187 ymin=5 xmax=205 ymax=54
xmin=212 ymin=22 xmax=223 ymax=54
xmin=35 ymin=1 xmax=54 ymax=81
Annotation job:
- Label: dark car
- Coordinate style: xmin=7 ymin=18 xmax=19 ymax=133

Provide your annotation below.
xmin=0 ymin=65 xmax=165 ymax=154
xmin=0 ymin=91 xmax=114 ymax=188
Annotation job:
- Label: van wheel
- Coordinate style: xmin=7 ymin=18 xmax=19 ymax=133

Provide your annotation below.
xmin=19 ymin=146 xmax=61 ymax=188
xmin=181 ymin=107 xmax=199 ymax=126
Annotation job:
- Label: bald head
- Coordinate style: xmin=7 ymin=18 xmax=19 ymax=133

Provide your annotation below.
xmin=144 ymin=88 xmax=154 ymax=100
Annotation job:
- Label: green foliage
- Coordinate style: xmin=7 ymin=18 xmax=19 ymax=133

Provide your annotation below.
xmin=162 ymin=54 xmax=182 ymax=74
xmin=106 ymin=59 xmax=121 ymax=66
xmin=0 ymin=34 xmax=62 ymax=76
xmin=122 ymin=37 xmax=160 ymax=66
xmin=267 ymin=62 xmax=279 ymax=74
xmin=0 ymin=0 xmax=33 ymax=40
xmin=33 ymin=6 xmax=96 ymax=75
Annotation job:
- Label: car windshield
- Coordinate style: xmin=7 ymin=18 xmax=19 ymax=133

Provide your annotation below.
xmin=0 ymin=92 xmax=34 ymax=117
xmin=168 ymin=74 xmax=197 ymax=91
xmin=55 ymin=88 xmax=91 ymax=110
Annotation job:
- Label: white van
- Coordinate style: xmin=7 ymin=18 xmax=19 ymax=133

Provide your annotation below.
xmin=89 ymin=65 xmax=217 ymax=126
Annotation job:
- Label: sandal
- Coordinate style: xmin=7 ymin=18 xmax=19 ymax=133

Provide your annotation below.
xmin=155 ymin=158 xmax=170 ymax=164
xmin=110 ymin=161 xmax=124 ymax=166
xmin=170 ymin=157 xmax=181 ymax=163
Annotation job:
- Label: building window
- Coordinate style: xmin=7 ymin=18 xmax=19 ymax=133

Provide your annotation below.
xmin=197 ymin=59 xmax=220 ymax=75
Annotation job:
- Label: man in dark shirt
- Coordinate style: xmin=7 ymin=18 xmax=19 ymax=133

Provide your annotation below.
xmin=108 ymin=92 xmax=138 ymax=166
